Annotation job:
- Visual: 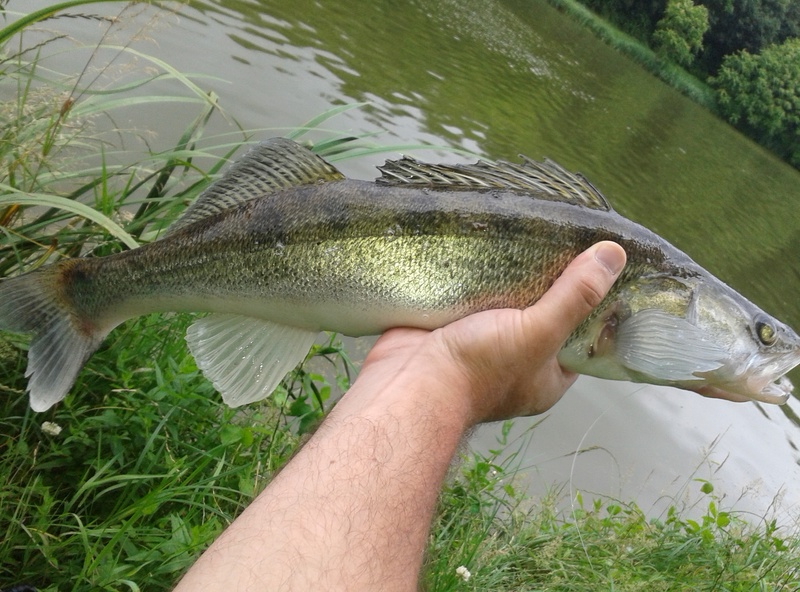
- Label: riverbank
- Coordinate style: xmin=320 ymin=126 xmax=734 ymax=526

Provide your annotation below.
xmin=544 ymin=0 xmax=717 ymax=110
xmin=427 ymin=447 xmax=800 ymax=590
xmin=3 ymin=347 xmax=798 ymax=590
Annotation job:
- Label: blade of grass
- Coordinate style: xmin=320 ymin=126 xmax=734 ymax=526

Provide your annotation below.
xmin=0 ymin=0 xmax=145 ymax=46
xmin=0 ymin=187 xmax=139 ymax=250
xmin=286 ymin=102 xmax=371 ymax=141
xmin=133 ymin=91 xmax=223 ymax=230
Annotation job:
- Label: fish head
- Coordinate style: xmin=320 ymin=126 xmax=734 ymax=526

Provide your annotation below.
xmin=686 ymin=278 xmax=800 ymax=404
xmin=560 ymin=272 xmax=800 ymax=404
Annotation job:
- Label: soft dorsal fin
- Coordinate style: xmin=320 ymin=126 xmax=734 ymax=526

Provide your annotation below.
xmin=377 ymin=156 xmax=611 ymax=211
xmin=166 ymin=138 xmax=345 ymax=235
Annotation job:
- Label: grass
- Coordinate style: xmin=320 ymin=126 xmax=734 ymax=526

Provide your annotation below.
xmin=0 ymin=311 xmax=353 ymax=590
xmin=543 ymin=0 xmax=717 ymax=111
xmin=0 ymin=2 xmax=799 ymax=590
xmin=425 ymin=430 xmax=800 ymax=591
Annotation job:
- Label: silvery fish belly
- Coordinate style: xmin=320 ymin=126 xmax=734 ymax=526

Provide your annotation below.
xmin=1 ymin=138 xmax=799 ymax=412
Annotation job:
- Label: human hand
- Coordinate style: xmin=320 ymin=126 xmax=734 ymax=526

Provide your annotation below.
xmin=359 ymin=241 xmax=627 ymax=426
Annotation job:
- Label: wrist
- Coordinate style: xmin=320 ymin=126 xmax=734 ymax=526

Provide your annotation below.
xmin=333 ymin=338 xmax=477 ymax=432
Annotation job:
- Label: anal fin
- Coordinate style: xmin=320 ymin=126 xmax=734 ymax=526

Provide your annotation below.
xmin=186 ymin=314 xmax=319 ymax=407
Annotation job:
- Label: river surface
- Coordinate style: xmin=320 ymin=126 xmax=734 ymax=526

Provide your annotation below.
xmin=17 ymin=0 xmax=800 ymax=523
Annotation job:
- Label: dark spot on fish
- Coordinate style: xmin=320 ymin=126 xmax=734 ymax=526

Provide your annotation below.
xmin=59 ymin=260 xmax=92 ymax=288
xmin=73 ymin=267 xmax=90 ymax=283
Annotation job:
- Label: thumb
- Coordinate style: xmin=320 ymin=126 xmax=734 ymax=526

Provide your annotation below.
xmin=527 ymin=241 xmax=626 ymax=348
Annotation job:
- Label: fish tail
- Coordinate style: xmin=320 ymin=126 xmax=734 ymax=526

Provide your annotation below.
xmin=0 ymin=265 xmax=107 ymax=412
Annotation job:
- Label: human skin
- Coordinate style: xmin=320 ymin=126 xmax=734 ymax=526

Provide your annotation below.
xmin=174 ymin=241 xmax=628 ymax=592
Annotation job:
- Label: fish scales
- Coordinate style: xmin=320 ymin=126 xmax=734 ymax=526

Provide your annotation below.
xmin=60 ymin=180 xmax=668 ymax=334
xmin=1 ymin=137 xmax=798 ymax=411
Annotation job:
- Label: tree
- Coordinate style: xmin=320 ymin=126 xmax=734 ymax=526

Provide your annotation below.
xmin=652 ymin=0 xmax=709 ymax=66
xmin=712 ymin=38 xmax=800 ymax=166
xmin=699 ymin=0 xmax=794 ymax=73
xmin=582 ymin=0 xmax=667 ymax=42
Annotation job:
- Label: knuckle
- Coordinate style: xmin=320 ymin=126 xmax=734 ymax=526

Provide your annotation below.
xmin=576 ymin=274 xmax=608 ymax=310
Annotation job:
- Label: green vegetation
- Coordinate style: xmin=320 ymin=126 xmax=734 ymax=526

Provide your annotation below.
xmin=712 ymin=38 xmax=800 ymax=167
xmin=572 ymin=0 xmax=800 ymax=73
xmin=426 ymin=436 xmax=800 ymax=590
xmin=546 ymin=0 xmax=800 ymax=170
xmin=0 ymin=2 xmax=799 ymax=590
xmin=652 ymin=0 xmax=709 ymax=67
xmin=544 ymin=0 xmax=717 ymax=109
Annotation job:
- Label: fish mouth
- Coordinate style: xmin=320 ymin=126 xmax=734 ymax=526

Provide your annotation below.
xmin=695 ymin=350 xmax=800 ymax=404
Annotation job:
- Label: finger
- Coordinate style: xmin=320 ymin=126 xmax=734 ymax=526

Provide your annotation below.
xmin=526 ymin=241 xmax=626 ymax=348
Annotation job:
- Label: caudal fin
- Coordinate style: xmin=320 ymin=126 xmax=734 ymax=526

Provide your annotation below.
xmin=0 ymin=267 xmax=106 ymax=412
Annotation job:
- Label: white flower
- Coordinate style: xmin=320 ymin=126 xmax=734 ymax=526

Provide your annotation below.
xmin=456 ymin=565 xmax=471 ymax=582
xmin=41 ymin=421 xmax=62 ymax=436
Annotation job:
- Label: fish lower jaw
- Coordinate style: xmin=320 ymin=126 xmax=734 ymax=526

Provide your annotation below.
xmin=739 ymin=359 xmax=798 ymax=404
xmin=750 ymin=376 xmax=794 ymax=404
xmin=694 ymin=376 xmax=793 ymax=405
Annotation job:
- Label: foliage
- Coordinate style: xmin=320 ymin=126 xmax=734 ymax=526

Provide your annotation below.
xmin=579 ymin=0 xmax=800 ymax=72
xmin=546 ymin=0 xmax=716 ymax=108
xmin=711 ymin=38 xmax=800 ymax=166
xmin=652 ymin=0 xmax=709 ymax=67
xmin=579 ymin=0 xmax=666 ymax=42
xmin=423 ymin=442 xmax=800 ymax=591
xmin=699 ymin=0 xmax=795 ymax=73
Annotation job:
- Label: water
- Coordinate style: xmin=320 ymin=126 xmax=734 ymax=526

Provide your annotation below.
xmin=18 ymin=0 xmax=800 ymax=521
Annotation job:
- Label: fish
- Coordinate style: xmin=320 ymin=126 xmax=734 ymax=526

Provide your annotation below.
xmin=1 ymin=137 xmax=799 ymax=412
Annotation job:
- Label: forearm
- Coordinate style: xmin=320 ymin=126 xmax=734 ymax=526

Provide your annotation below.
xmin=175 ymin=351 xmax=473 ymax=592
xmin=175 ymin=241 xmax=627 ymax=591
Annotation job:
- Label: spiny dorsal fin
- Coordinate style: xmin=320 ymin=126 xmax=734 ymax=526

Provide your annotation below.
xmin=376 ymin=156 xmax=612 ymax=211
xmin=166 ymin=137 xmax=345 ymax=235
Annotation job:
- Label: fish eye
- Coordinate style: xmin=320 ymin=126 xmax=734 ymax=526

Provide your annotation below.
xmin=755 ymin=319 xmax=777 ymax=346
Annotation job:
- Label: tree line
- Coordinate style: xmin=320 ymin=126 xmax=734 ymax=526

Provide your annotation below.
xmin=579 ymin=0 xmax=800 ymax=168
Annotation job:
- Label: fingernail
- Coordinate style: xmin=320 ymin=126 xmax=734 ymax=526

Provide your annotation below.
xmin=595 ymin=242 xmax=626 ymax=276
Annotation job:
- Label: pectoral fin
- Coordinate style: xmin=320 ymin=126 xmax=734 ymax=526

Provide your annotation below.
xmin=186 ymin=314 xmax=319 ymax=407
xmin=616 ymin=309 xmax=727 ymax=382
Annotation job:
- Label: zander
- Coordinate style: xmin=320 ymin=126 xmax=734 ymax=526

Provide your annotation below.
xmin=1 ymin=138 xmax=798 ymax=411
